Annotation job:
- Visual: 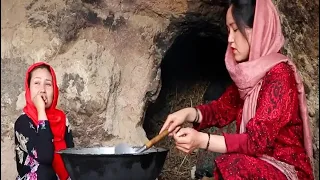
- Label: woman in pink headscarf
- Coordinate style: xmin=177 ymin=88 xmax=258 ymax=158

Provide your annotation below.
xmin=159 ymin=0 xmax=314 ymax=179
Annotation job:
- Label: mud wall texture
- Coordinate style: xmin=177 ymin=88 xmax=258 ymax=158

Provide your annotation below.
xmin=1 ymin=0 xmax=318 ymax=179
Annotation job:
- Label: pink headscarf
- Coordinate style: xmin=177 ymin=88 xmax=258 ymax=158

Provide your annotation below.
xmin=225 ymin=0 xmax=313 ymax=178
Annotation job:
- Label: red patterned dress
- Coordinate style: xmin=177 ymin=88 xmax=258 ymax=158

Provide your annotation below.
xmin=194 ymin=63 xmax=314 ymax=180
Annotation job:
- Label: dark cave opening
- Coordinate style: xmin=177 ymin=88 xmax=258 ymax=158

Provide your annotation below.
xmin=143 ymin=23 xmax=232 ymax=138
xmin=142 ymin=22 xmax=234 ymax=179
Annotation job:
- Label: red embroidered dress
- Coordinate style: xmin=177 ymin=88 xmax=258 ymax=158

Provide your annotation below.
xmin=194 ymin=63 xmax=314 ymax=180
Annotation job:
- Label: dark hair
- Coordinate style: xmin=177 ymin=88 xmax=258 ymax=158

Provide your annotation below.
xmin=28 ymin=64 xmax=51 ymax=87
xmin=229 ymin=0 xmax=256 ymax=38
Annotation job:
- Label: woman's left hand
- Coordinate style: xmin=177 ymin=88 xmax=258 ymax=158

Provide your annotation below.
xmin=173 ymin=127 xmax=207 ymax=154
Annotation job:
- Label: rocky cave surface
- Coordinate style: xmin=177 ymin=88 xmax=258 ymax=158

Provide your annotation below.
xmin=1 ymin=0 xmax=318 ymax=179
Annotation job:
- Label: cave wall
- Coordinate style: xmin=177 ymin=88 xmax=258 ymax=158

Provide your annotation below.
xmin=273 ymin=0 xmax=319 ymax=177
xmin=1 ymin=0 xmax=318 ymax=179
xmin=1 ymin=0 xmax=171 ymax=179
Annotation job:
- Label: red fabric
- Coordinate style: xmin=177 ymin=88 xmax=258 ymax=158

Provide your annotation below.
xmin=195 ymin=63 xmax=314 ymax=180
xmin=214 ymin=154 xmax=288 ymax=180
xmin=23 ymin=62 xmax=69 ymax=180
xmin=223 ymin=133 xmax=248 ymax=154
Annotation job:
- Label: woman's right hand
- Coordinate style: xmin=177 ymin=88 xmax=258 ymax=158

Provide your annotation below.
xmin=159 ymin=107 xmax=196 ymax=136
xmin=33 ymin=91 xmax=47 ymax=111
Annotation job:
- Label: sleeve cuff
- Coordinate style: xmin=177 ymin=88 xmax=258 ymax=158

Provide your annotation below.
xmin=37 ymin=120 xmax=49 ymax=130
xmin=223 ymin=133 xmax=248 ymax=154
xmin=37 ymin=120 xmax=53 ymax=139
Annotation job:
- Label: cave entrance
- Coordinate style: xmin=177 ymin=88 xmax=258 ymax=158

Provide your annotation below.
xmin=143 ymin=22 xmax=233 ymax=179
xmin=144 ymin=23 xmax=232 ymax=138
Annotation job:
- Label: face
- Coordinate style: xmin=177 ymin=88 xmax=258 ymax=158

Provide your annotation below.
xmin=29 ymin=68 xmax=54 ymax=108
xmin=226 ymin=6 xmax=252 ymax=62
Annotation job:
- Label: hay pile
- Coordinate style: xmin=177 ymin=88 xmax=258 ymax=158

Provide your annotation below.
xmin=147 ymin=80 xmax=210 ymax=180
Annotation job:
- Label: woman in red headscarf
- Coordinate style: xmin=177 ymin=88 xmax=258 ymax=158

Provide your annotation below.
xmin=14 ymin=62 xmax=74 ymax=180
xmin=159 ymin=0 xmax=314 ymax=179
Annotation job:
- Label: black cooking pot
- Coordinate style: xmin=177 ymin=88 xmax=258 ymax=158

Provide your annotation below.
xmin=58 ymin=146 xmax=168 ymax=180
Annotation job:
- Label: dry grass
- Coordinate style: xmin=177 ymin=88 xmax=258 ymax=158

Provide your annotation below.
xmin=157 ymin=137 xmax=197 ymax=180
xmin=149 ymin=80 xmax=210 ymax=180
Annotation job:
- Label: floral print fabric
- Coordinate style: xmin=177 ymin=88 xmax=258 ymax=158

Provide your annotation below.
xmin=14 ymin=115 xmax=74 ymax=180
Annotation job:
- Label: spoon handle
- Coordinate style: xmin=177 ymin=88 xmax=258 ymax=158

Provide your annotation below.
xmin=145 ymin=129 xmax=169 ymax=149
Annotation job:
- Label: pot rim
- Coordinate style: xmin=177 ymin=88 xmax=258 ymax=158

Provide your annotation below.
xmin=57 ymin=146 xmax=169 ymax=156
